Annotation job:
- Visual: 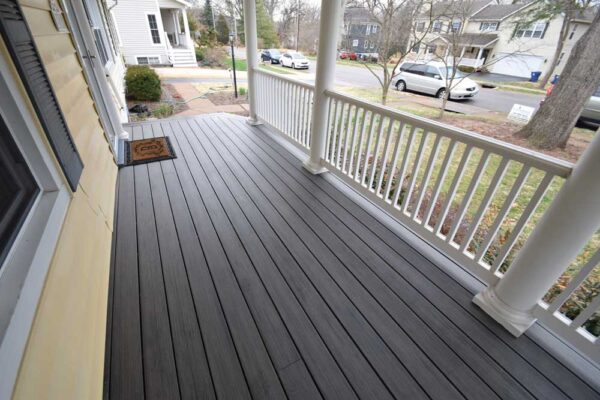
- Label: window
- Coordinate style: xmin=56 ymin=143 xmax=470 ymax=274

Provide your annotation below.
xmin=427 ymin=45 xmax=436 ymax=54
xmin=372 ymin=25 xmax=378 ymax=33
xmin=366 ymin=24 xmax=371 ymax=35
xmin=432 ymin=20 xmax=442 ymax=32
xmin=425 ymin=65 xmax=440 ymax=78
xmin=147 ymin=14 xmax=161 ymax=44
xmin=352 ymin=39 xmax=359 ymax=47
xmin=479 ymin=22 xmax=498 ymax=32
xmin=370 ymin=41 xmax=375 ymax=49
xmin=515 ymin=22 xmax=547 ymax=38
xmin=451 ymin=21 xmax=462 ymax=32
xmin=364 ymin=39 xmax=369 ymax=49
xmin=400 ymin=62 xmax=415 ymax=71
xmin=83 ymin=0 xmax=113 ymax=66
xmin=137 ymin=56 xmax=160 ymax=65
xmin=416 ymin=21 xmax=426 ymax=32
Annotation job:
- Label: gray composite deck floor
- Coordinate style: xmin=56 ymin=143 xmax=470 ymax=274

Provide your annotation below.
xmin=104 ymin=114 xmax=599 ymax=400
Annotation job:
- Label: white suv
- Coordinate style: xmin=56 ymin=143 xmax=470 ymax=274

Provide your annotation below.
xmin=392 ymin=61 xmax=479 ymax=100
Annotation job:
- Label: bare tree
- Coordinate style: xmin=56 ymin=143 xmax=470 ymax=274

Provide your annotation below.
xmin=516 ymin=9 xmax=600 ymax=149
xmin=361 ymin=0 xmax=433 ymax=105
xmin=264 ymin=0 xmax=281 ymax=20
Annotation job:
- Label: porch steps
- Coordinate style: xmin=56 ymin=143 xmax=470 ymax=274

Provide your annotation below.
xmin=170 ymin=48 xmax=197 ymax=67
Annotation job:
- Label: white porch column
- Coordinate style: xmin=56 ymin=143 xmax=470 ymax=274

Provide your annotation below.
xmin=474 ymin=130 xmax=600 ymax=336
xmin=459 ymin=46 xmax=466 ymax=58
xmin=303 ymin=0 xmax=346 ymax=174
xmin=243 ymin=0 xmax=260 ymax=124
xmin=182 ymin=9 xmax=191 ymax=48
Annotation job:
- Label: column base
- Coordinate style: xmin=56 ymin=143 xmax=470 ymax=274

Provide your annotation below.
xmin=246 ymin=117 xmax=262 ymax=126
xmin=473 ymin=287 xmax=536 ymax=337
xmin=302 ymin=160 xmax=328 ymax=175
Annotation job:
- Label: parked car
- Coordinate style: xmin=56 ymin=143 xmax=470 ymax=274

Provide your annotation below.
xmin=339 ymin=51 xmax=357 ymax=60
xmin=545 ymin=84 xmax=600 ymax=127
xmin=392 ymin=61 xmax=479 ymax=100
xmin=281 ymin=52 xmax=310 ymax=69
xmin=261 ymin=49 xmax=281 ymax=64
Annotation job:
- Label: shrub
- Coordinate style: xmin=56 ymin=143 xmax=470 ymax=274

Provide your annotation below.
xmin=457 ymin=65 xmax=476 ymax=74
xmin=195 ymin=47 xmax=205 ymax=62
xmin=152 ymin=103 xmax=174 ymax=118
xmin=239 ymin=87 xmax=247 ymax=96
xmin=125 ymin=66 xmax=161 ymax=101
xmin=199 ymin=47 xmax=227 ymax=68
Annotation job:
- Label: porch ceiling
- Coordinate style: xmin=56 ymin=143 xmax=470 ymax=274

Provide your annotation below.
xmin=438 ymin=33 xmax=499 ymax=48
xmin=104 ymin=114 xmax=598 ymax=400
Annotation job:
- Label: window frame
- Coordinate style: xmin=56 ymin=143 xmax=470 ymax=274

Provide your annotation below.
xmin=416 ymin=21 xmax=426 ymax=32
xmin=146 ymin=12 xmax=162 ymax=45
xmin=352 ymin=39 xmax=359 ymax=47
xmin=479 ymin=21 xmax=498 ymax=32
xmin=81 ymin=0 xmax=114 ymax=68
xmin=451 ymin=21 xmax=462 ymax=32
xmin=432 ymin=20 xmax=442 ymax=33
xmin=515 ymin=21 xmax=547 ymax=39
xmin=136 ymin=56 xmax=161 ymax=65
xmin=0 ymin=46 xmax=72 ymax=400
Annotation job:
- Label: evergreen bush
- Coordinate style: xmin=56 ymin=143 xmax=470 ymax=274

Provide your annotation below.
xmin=125 ymin=66 xmax=161 ymax=101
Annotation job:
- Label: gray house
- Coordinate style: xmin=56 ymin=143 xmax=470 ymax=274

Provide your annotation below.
xmin=342 ymin=6 xmax=380 ymax=57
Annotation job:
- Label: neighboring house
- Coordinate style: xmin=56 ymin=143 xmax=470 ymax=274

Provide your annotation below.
xmin=342 ymin=6 xmax=381 ymax=57
xmin=412 ymin=1 xmax=594 ymax=79
xmin=112 ymin=0 xmax=197 ymax=67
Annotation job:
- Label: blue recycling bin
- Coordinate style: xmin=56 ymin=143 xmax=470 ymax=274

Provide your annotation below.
xmin=530 ymin=71 xmax=542 ymax=82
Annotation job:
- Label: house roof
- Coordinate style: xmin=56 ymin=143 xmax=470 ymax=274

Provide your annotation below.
xmin=436 ymin=32 xmax=499 ymax=47
xmin=470 ymin=2 xmax=532 ymax=21
xmin=417 ymin=0 xmax=493 ymax=20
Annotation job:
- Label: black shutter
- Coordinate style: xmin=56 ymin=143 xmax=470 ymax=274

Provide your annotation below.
xmin=0 ymin=0 xmax=83 ymax=191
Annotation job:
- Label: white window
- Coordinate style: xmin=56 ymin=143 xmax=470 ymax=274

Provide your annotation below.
xmin=352 ymin=39 xmax=359 ymax=47
xmin=366 ymin=24 xmax=371 ymax=35
xmin=515 ymin=22 xmax=547 ymax=38
xmin=427 ymin=45 xmax=436 ymax=54
xmin=82 ymin=0 xmax=113 ymax=67
xmin=364 ymin=39 xmax=369 ymax=49
xmin=479 ymin=22 xmax=498 ymax=32
xmin=372 ymin=25 xmax=378 ymax=33
xmin=147 ymin=14 xmax=161 ymax=44
xmin=416 ymin=21 xmax=426 ymax=32
xmin=370 ymin=42 xmax=375 ymax=49
xmin=432 ymin=20 xmax=442 ymax=32
xmin=451 ymin=21 xmax=462 ymax=32
xmin=137 ymin=56 xmax=160 ymax=65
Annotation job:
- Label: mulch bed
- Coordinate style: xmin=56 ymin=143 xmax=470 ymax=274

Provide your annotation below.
xmin=206 ymin=91 xmax=248 ymax=106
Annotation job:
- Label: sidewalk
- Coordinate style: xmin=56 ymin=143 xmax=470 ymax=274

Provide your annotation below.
xmin=155 ymin=67 xmax=248 ymax=80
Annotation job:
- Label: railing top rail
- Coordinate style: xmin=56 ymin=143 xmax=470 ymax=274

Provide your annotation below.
xmin=325 ymin=89 xmax=573 ymax=177
xmin=253 ymin=67 xmax=316 ymax=91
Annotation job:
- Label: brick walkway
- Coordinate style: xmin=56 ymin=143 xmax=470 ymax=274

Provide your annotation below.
xmin=171 ymin=82 xmax=249 ymax=117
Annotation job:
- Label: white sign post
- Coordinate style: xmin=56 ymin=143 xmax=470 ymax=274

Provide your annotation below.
xmin=508 ymin=104 xmax=536 ymax=124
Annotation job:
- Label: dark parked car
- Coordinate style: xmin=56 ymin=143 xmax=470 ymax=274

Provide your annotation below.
xmin=261 ymin=49 xmax=281 ymax=64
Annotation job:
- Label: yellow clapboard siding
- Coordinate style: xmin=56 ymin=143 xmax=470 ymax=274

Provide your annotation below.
xmin=35 ymin=34 xmax=77 ymax=65
xmin=11 ymin=2 xmax=118 ymax=399
xmin=22 ymin=6 xmax=68 ymax=37
xmin=12 ymin=192 xmax=112 ymax=400
xmin=20 ymin=0 xmax=52 ymax=10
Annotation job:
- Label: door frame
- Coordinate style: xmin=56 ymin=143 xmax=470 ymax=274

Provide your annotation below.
xmin=0 ymin=43 xmax=71 ymax=400
xmin=60 ymin=0 xmax=127 ymax=160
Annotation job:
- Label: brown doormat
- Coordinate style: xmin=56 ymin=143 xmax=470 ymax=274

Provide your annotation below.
xmin=123 ymin=137 xmax=176 ymax=166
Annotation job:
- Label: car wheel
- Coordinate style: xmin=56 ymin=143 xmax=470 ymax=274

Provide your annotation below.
xmin=436 ymin=88 xmax=447 ymax=99
xmin=396 ymin=80 xmax=406 ymax=92
xmin=292 ymin=62 xmax=296 ymax=69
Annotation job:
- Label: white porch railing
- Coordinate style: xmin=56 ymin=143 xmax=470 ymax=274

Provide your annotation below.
xmin=255 ymin=69 xmax=314 ymax=152
xmin=252 ymin=71 xmax=600 ymax=361
xmin=446 ymin=56 xmax=484 ymax=69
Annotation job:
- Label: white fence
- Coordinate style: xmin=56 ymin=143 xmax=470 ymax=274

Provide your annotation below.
xmin=254 ymin=74 xmax=600 ymax=361
xmin=255 ymin=69 xmax=314 ymax=152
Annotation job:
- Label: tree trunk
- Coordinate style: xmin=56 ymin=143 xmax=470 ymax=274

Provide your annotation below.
xmin=538 ymin=18 xmax=569 ymax=89
xmin=515 ymin=10 xmax=600 ymax=150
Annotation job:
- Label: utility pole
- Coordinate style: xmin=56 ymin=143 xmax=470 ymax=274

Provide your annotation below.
xmin=296 ymin=0 xmax=300 ymax=52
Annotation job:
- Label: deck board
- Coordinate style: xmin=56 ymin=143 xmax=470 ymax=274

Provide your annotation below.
xmin=106 ymin=114 xmax=600 ymax=400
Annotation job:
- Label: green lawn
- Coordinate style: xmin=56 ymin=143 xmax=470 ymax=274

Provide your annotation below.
xmin=224 ymin=58 xmax=247 ymax=71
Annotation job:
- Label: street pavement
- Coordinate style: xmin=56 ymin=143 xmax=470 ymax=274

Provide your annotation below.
xmin=160 ymin=60 xmax=544 ymax=114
